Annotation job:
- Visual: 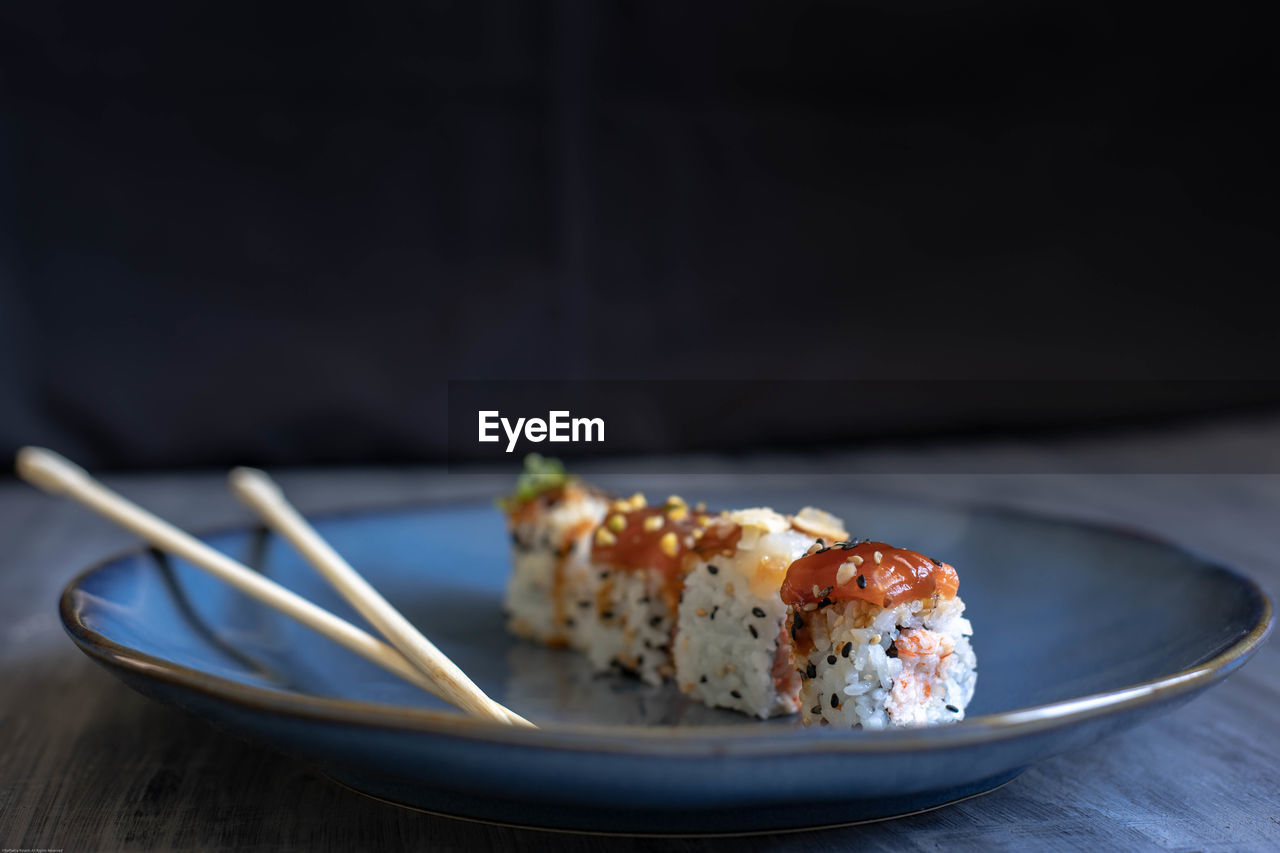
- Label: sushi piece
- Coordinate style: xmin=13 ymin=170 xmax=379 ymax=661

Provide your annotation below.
xmin=781 ymin=541 xmax=977 ymax=728
xmin=500 ymin=455 xmax=608 ymax=646
xmin=673 ymin=506 xmax=849 ymax=718
xmin=569 ymin=493 xmax=723 ymax=684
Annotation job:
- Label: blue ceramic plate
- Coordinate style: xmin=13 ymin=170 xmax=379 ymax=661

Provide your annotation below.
xmin=59 ymin=488 xmax=1271 ymax=834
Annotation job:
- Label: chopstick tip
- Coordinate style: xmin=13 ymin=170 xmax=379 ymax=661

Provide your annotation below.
xmin=228 ymin=466 xmax=283 ymax=502
xmin=15 ymin=446 xmax=89 ymax=495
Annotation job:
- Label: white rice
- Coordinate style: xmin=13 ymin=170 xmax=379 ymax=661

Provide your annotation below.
xmin=567 ymin=564 xmax=676 ymax=685
xmin=503 ymin=489 xmax=606 ymax=645
xmin=794 ymin=594 xmax=977 ymax=728
xmin=673 ymin=510 xmax=815 ymax=718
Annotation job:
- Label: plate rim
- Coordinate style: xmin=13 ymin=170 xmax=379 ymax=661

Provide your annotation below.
xmin=59 ymin=493 xmax=1274 ymax=757
xmin=320 ymin=769 xmax=1025 ymax=836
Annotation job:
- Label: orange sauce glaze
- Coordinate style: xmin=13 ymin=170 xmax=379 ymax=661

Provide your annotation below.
xmin=780 ymin=541 xmax=958 ymax=609
xmin=590 ymin=506 xmax=742 ymax=613
xmin=770 ymin=623 xmax=802 ymax=710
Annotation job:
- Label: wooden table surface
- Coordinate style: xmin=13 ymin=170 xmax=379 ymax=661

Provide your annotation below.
xmin=2 ymin=419 xmax=1278 ymax=851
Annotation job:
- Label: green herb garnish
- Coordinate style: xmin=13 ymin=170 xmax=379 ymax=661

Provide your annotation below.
xmin=498 ymin=453 xmax=569 ymax=511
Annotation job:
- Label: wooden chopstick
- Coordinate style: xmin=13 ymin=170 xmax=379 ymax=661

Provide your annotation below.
xmin=15 ymin=447 xmax=531 ymax=727
xmin=228 ymin=467 xmax=530 ymax=727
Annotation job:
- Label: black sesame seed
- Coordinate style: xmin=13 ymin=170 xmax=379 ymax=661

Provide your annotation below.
xmin=749 ymin=625 xmax=759 ymax=638
xmin=794 ymin=614 xmax=804 ymax=629
xmin=842 ymin=642 xmax=853 ymax=658
xmin=643 ymin=639 xmax=652 ymax=649
xmin=815 ymin=539 xmax=825 ymax=548
xmin=639 ymin=596 xmax=650 ymax=604
xmin=601 ymin=610 xmax=614 ymax=620
xmin=650 ymin=616 xmax=663 ymax=628
xmin=707 ymin=564 xmax=719 ymax=574
xmin=599 ymin=571 xmax=608 ymax=580
xmin=752 ymin=607 xmax=766 ymax=618
xmin=827 ymin=655 xmax=837 ymax=665
xmin=946 ymin=704 xmax=959 ymax=712
xmin=730 ymin=690 xmax=742 ymax=699
xmin=886 ymin=640 xmax=898 ymax=658
xmin=578 ymin=600 xmax=590 ymax=609
xmin=841 ymin=540 xmax=858 ymax=550
xmin=710 ymin=606 xmax=719 ymax=619
xmin=931 ymin=558 xmax=943 ymax=567
xmin=831 ymin=693 xmax=840 ymax=708
xmin=636 ymin=655 xmax=644 ymax=665
xmin=810 ymin=705 xmax=822 ymax=715
xmin=806 ymin=663 xmax=817 ymax=678
xmin=700 ymin=675 xmax=708 ymax=683
xmin=819 ymin=597 xmax=833 ymax=608
xmin=856 ymin=575 xmax=867 ymax=589
xmin=565 ymin=617 xmax=575 ymax=627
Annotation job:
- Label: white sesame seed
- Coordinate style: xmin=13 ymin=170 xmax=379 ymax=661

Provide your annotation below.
xmin=873 ymin=550 xmax=883 ymax=565
xmin=835 ymin=562 xmax=857 ymax=586
xmin=851 ymin=555 xmax=864 ymax=567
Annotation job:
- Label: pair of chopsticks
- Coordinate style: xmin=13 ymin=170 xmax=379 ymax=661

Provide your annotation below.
xmin=16 ymin=447 xmax=532 ymax=728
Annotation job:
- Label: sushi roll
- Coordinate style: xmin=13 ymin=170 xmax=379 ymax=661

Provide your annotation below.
xmin=781 ymin=541 xmax=977 ymax=728
xmin=500 ymin=456 xmax=608 ymax=646
xmin=673 ymin=507 xmax=849 ymax=718
xmin=570 ymin=493 xmax=719 ymax=684
xmin=498 ymin=459 xmax=978 ymax=727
